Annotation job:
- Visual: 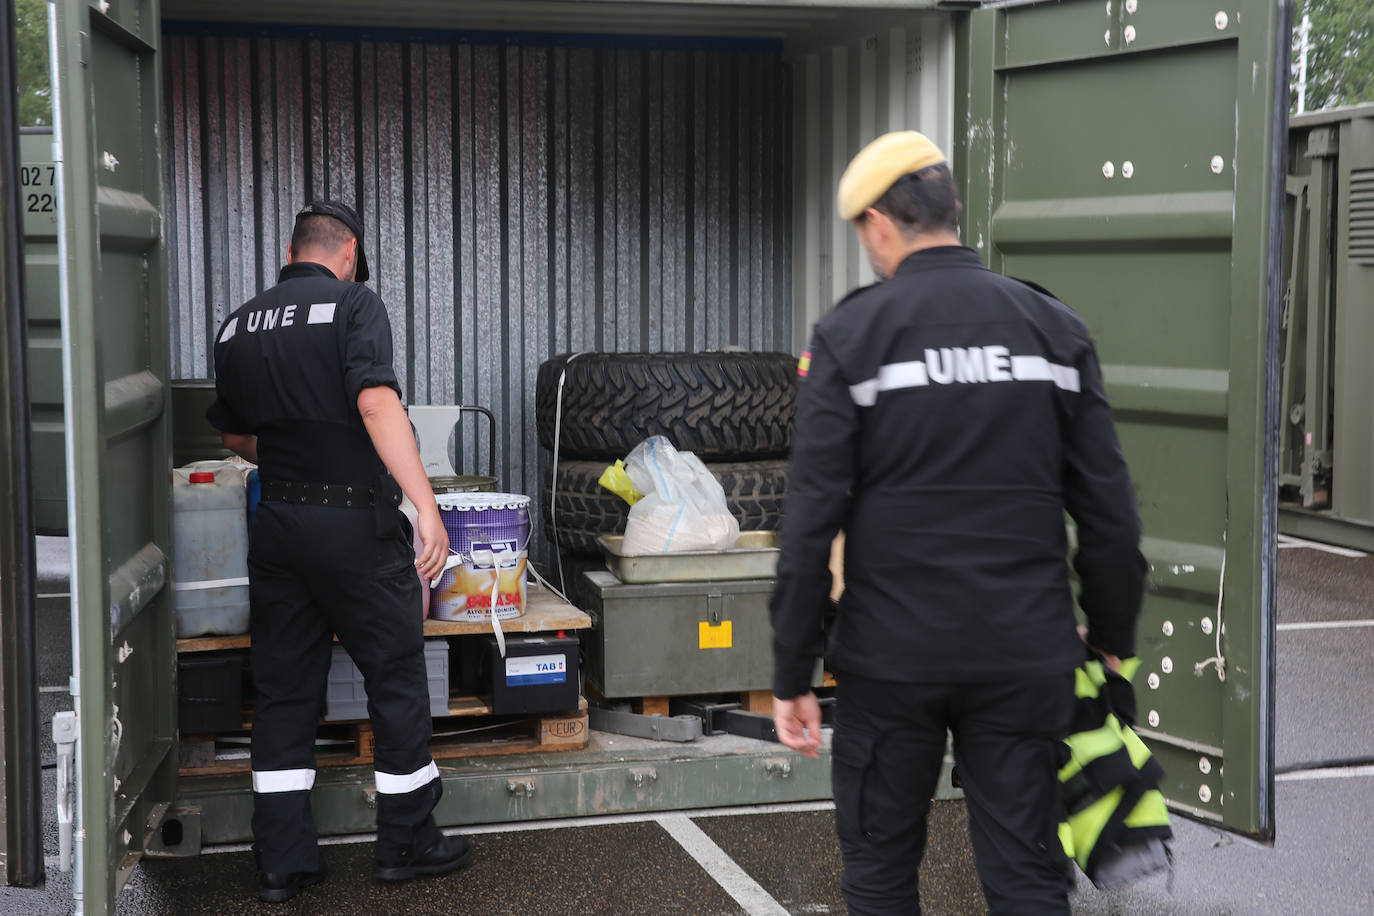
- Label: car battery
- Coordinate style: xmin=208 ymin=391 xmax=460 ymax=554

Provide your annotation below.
xmin=486 ymin=635 xmax=580 ymax=715
xmin=581 ymin=570 xmax=823 ymax=698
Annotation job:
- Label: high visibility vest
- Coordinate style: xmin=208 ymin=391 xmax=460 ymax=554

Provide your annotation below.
xmin=1059 ymin=654 xmax=1173 ymax=888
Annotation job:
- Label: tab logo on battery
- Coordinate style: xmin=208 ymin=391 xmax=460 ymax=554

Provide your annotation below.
xmin=505 ymin=654 xmax=567 ymax=686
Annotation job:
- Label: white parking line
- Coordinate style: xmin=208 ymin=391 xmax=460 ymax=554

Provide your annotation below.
xmin=1277 ymin=620 xmax=1374 ymax=631
xmin=657 ymin=813 xmax=790 ymax=916
xmin=1275 ymin=535 xmax=1368 ymax=558
xmin=201 ymin=804 xmax=818 ymax=915
xmin=1277 ymin=765 xmax=1374 ymax=782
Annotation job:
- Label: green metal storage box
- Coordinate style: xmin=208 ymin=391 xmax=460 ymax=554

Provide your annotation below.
xmin=583 ymin=571 xmax=819 ymax=698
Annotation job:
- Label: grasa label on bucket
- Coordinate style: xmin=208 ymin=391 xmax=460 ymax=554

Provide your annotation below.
xmin=505 ymin=654 xmax=567 ymax=686
xmin=431 ymin=556 xmax=528 ymax=621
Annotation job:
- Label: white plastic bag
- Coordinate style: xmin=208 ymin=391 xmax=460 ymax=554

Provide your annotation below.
xmin=620 ymin=436 xmax=740 ymax=554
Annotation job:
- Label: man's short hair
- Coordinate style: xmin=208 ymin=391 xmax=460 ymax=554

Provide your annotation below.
xmin=290 ymin=214 xmax=354 ymax=254
xmin=866 ymin=164 xmax=960 ymax=237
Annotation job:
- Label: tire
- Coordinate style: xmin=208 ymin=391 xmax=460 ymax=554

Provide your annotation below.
xmin=542 ymin=459 xmax=788 ymax=554
xmin=535 ymin=351 xmax=798 ymax=462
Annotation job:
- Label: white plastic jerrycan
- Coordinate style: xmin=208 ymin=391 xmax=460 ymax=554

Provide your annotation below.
xmin=172 ymin=461 xmax=251 ymax=637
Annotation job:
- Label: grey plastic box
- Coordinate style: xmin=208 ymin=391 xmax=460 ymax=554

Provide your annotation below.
xmin=581 ymin=571 xmax=822 ymax=698
xmin=325 ymin=639 xmax=450 ymax=721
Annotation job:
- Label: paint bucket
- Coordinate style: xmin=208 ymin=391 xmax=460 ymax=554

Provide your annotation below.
xmin=430 ymin=493 xmax=531 ymax=621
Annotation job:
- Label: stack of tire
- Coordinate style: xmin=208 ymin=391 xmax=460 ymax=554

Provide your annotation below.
xmin=535 ymin=351 xmax=798 ymax=608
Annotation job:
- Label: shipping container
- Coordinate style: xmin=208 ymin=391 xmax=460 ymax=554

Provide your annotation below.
xmin=1 ymin=0 xmax=1288 ymax=912
xmin=1277 ymin=103 xmax=1374 ymax=549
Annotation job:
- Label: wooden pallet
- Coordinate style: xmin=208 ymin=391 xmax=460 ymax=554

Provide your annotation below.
xmin=178 ymin=696 xmax=589 ymax=777
xmin=612 ymin=680 xmax=837 ymax=717
xmin=175 ymin=584 xmax=592 ymax=653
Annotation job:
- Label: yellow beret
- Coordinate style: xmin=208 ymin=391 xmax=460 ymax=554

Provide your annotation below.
xmin=836 ymin=131 xmax=947 ymax=221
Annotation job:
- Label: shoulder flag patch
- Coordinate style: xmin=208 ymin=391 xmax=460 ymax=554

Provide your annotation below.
xmin=798 ymin=350 xmax=812 ymax=378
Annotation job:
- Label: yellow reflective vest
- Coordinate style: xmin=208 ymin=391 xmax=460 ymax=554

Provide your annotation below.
xmin=1059 ymin=654 xmax=1173 ymax=889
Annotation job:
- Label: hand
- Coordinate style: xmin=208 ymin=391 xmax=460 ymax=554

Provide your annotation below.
xmin=415 ymin=508 xmax=449 ymax=582
xmin=1094 ymin=650 xmax=1123 ymax=674
xmin=774 ymin=692 xmax=823 ymax=759
xmin=1077 ymin=625 xmax=1122 ymax=673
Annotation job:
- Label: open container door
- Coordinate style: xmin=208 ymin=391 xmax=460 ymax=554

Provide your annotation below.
xmin=50 ymin=0 xmax=176 ymax=912
xmin=958 ymin=0 xmax=1286 ymax=839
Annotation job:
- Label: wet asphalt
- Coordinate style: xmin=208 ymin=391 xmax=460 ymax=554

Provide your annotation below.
xmin=2 ymin=539 xmax=1372 ymax=914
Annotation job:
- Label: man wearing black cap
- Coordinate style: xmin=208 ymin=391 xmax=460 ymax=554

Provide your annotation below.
xmin=207 ymin=200 xmax=471 ymax=902
xmin=770 ymin=134 xmax=1146 ymax=914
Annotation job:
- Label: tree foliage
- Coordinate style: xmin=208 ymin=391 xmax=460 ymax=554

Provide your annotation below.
xmin=14 ymin=0 xmax=50 ymax=127
xmin=1295 ymin=0 xmax=1374 ymax=113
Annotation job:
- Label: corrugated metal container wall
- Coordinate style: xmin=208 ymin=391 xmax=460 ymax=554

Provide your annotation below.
xmin=789 ymin=17 xmax=955 ymax=349
xmin=162 ymin=28 xmax=792 ymax=562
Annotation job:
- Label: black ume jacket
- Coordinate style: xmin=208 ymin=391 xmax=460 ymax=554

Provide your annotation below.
xmin=770 ymin=246 xmax=1146 ymax=699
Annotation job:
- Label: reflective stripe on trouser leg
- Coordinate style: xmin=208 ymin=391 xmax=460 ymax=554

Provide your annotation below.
xmin=253 ymin=769 xmax=317 ymax=793
xmin=375 ymin=761 xmax=440 ymax=795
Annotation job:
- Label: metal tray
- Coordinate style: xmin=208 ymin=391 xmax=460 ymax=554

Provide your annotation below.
xmin=597 ymin=531 xmax=780 ymax=583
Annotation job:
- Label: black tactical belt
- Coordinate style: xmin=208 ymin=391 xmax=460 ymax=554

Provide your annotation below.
xmin=259 ymin=480 xmax=377 ymax=509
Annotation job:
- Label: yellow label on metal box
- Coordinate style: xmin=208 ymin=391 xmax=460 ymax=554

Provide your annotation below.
xmin=698 ymin=621 xmax=733 ymax=649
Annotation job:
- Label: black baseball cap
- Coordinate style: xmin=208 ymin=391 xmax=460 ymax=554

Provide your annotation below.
xmin=295 ymin=199 xmax=370 ymax=282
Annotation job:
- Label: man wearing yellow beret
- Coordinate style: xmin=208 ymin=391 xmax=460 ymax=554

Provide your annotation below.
xmin=769 ymin=132 xmax=1146 ymax=914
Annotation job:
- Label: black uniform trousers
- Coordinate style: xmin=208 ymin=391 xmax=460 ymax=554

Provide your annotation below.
xmin=247 ymin=502 xmax=443 ymax=873
xmin=831 ymin=671 xmax=1076 ymax=916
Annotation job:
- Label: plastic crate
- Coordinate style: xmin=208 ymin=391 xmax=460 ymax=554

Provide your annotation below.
xmin=325 ymin=639 xmax=449 ymax=721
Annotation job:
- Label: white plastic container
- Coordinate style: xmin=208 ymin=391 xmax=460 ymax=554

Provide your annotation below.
xmin=172 ymin=461 xmax=251 ymax=637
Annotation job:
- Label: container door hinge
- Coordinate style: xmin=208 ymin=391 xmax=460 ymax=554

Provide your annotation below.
xmin=52 ymin=710 xmax=78 ymax=872
xmin=762 ymin=759 xmax=793 ymax=779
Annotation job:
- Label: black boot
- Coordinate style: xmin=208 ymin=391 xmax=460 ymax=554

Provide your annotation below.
xmin=374 ymin=834 xmax=473 ymax=882
xmin=258 ymin=865 xmax=327 ymax=903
